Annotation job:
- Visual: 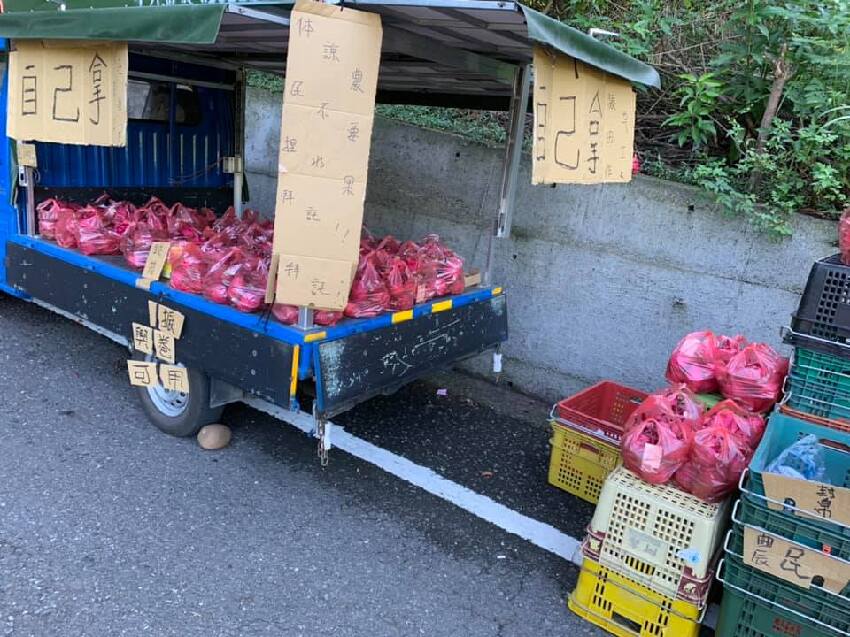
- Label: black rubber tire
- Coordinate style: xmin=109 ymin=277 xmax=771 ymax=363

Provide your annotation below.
xmin=134 ymin=354 xmax=224 ymax=437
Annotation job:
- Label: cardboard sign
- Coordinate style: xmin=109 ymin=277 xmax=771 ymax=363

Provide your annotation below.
xmin=762 ymin=472 xmax=850 ymax=527
xmin=744 ymin=526 xmax=850 ymax=594
xmin=131 ymin=322 xmax=154 ymax=355
xmin=127 ymin=360 xmax=158 ymax=388
xmin=271 ymin=1 xmax=382 ymax=310
xmin=156 ymin=305 xmax=185 ymax=340
xmin=532 ymin=46 xmax=636 ymax=185
xmin=141 ymin=241 xmax=171 ymax=281
xmin=159 ymin=364 xmax=190 ymax=393
xmin=152 ymin=329 xmax=175 ymax=364
xmin=16 ymin=141 xmax=37 ymax=167
xmin=8 ymin=40 xmax=127 ymax=147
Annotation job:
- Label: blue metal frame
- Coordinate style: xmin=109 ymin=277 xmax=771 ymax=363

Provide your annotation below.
xmin=9 ymin=234 xmax=502 ymax=383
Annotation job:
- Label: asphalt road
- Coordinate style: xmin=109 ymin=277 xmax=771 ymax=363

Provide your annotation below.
xmin=0 ymin=294 xmax=606 ymax=637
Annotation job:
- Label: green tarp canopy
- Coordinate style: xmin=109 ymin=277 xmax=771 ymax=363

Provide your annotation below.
xmin=0 ymin=0 xmax=660 ymax=107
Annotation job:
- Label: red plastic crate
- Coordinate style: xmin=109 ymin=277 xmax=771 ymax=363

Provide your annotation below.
xmin=555 ymin=381 xmax=648 ymax=444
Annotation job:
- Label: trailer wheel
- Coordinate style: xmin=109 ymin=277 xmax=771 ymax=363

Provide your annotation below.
xmin=134 ymin=353 xmax=224 ymax=437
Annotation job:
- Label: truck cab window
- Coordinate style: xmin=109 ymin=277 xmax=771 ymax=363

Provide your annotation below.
xmin=127 ymin=79 xmax=201 ymax=126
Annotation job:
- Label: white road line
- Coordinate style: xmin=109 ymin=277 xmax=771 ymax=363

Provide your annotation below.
xmin=244 ymin=397 xmax=583 ymax=565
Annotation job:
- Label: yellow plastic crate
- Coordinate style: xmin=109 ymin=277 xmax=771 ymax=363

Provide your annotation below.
xmin=568 ymin=555 xmax=702 ymax=637
xmin=547 ymin=420 xmax=620 ymax=504
xmin=588 ymin=466 xmax=730 ymax=602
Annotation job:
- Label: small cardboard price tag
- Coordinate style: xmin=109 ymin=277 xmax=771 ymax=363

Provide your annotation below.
xmin=159 ymin=364 xmax=190 ymax=393
xmin=762 ymin=472 xmax=850 ymax=527
xmin=148 ymin=300 xmax=158 ymax=327
xmin=141 ymin=241 xmax=171 ymax=281
xmin=131 ymin=322 xmax=153 ymax=355
xmin=17 ymin=141 xmax=37 ymax=167
xmin=127 ymin=360 xmax=158 ymax=388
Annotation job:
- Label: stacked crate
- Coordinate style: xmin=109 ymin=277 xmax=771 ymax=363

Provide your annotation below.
xmin=716 ymin=254 xmax=850 ymax=636
xmin=569 ymin=466 xmax=731 ymax=636
xmin=548 ymin=381 xmax=647 ymax=504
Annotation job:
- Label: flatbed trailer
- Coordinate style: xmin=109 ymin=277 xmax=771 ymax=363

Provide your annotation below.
xmin=0 ymin=0 xmax=658 ymax=460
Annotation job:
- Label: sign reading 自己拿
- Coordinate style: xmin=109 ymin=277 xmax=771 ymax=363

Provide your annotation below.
xmin=8 ymin=40 xmax=127 ymax=147
xmin=532 ymin=46 xmax=636 ymax=185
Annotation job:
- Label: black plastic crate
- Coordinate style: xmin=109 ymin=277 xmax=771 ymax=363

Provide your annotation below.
xmin=792 ymin=255 xmax=850 ymax=347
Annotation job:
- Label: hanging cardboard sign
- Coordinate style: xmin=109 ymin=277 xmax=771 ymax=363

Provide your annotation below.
xmin=532 ymin=46 xmax=636 ymax=185
xmin=16 ymin=141 xmax=37 ymax=167
xmin=743 ymin=526 xmax=850 ymax=595
xmin=8 ymin=40 xmax=127 ymax=147
xmin=271 ymin=1 xmax=382 ymax=310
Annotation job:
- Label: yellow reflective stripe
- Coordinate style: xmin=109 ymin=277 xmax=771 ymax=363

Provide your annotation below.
xmin=289 ymin=345 xmax=300 ymax=398
xmin=392 ymin=310 xmax=413 ymax=324
xmin=431 ymin=299 xmax=453 ymax=313
xmin=492 ymin=287 xmax=503 ymax=296
xmin=304 ymin=331 xmax=327 ymax=343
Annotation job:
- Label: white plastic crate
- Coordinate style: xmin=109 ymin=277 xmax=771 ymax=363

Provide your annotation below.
xmin=587 ymin=466 xmax=731 ymax=602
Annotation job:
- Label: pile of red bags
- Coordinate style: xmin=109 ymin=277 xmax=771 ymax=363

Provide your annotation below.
xmin=622 ymin=385 xmax=767 ymax=502
xmin=666 ymin=331 xmax=786 ymax=412
xmin=40 ymin=196 xmax=469 ymax=324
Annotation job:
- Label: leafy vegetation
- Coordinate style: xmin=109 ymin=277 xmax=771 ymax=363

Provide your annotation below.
xmin=249 ymin=1 xmax=850 ymax=235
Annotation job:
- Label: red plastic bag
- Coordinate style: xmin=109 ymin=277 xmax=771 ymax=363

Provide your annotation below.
xmin=272 ymin=303 xmax=299 ymax=325
xmin=840 ymin=207 xmax=850 ymax=265
xmin=626 ymin=395 xmax=683 ymax=428
xmin=120 ymin=222 xmax=168 ymax=269
xmin=666 ymin=331 xmax=719 ymax=393
xmin=78 ymin=208 xmax=121 ymax=256
xmin=622 ymin=416 xmax=692 ymax=484
xmin=675 ymin=425 xmax=751 ymax=502
xmin=657 ymin=384 xmax=704 ymax=429
xmin=715 ymin=334 xmax=748 ymax=371
xmin=346 ymin=256 xmax=389 ymax=318
xmin=718 ymin=343 xmax=789 ymax=412
xmin=55 ymin=208 xmax=81 ymax=249
xmin=170 ymin=243 xmax=209 ymax=294
xmin=36 ymin=198 xmax=69 ymax=240
xmin=203 ymin=248 xmax=244 ymax=304
xmin=227 ymin=261 xmax=267 ymax=313
xmin=386 ymin=258 xmax=416 ymax=311
xmin=698 ymin=399 xmax=765 ymax=449
xmin=314 ymin=310 xmax=343 ymax=326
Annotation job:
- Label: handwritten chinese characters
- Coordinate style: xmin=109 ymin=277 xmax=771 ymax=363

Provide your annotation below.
xmin=141 ymin=241 xmax=171 ymax=282
xmin=9 ymin=40 xmax=127 ymax=147
xmin=743 ymin=526 xmax=850 ymax=595
xmin=762 ymin=471 xmax=850 ymax=528
xmin=271 ymin=1 xmax=382 ymax=311
xmin=532 ymin=46 xmax=636 ymax=185
xmin=126 ymin=302 xmax=189 ymax=393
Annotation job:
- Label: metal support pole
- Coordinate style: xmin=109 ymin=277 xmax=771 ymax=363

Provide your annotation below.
xmin=18 ymin=165 xmax=35 ymax=236
xmin=297 ymin=307 xmax=314 ymax=330
xmin=234 ymin=69 xmax=246 ymax=218
xmin=484 ymin=64 xmax=530 ymax=285
xmin=233 ymin=156 xmax=244 ymax=217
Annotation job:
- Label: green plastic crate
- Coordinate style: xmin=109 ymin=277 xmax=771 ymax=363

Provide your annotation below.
xmin=748 ymin=412 xmax=850 ymax=538
xmin=716 ymin=584 xmax=840 ymax=637
xmin=737 ymin=493 xmax=850 ymax=562
xmin=788 ymin=348 xmax=850 ymax=421
xmin=724 ymin=522 xmax=850 ymax=630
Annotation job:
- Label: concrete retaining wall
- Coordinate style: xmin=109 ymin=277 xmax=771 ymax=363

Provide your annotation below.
xmin=245 ymin=87 xmax=836 ymax=402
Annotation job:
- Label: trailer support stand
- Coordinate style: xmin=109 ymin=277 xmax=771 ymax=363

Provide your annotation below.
xmin=485 ymin=64 xmax=530 ymax=285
